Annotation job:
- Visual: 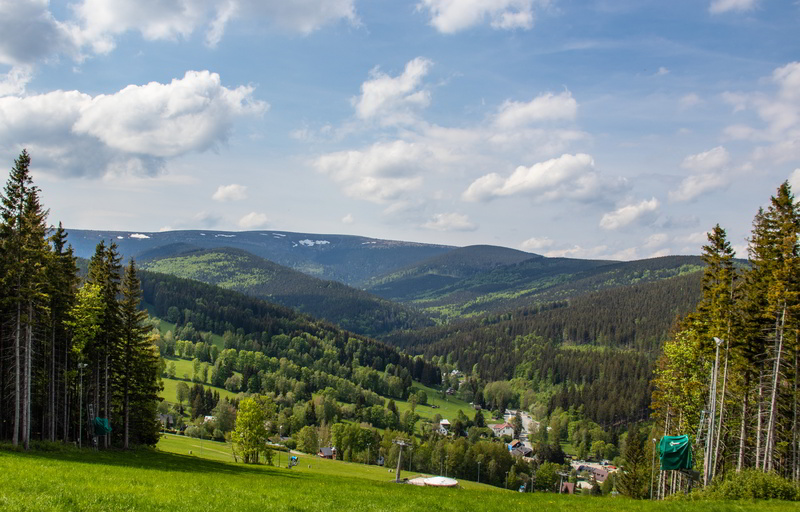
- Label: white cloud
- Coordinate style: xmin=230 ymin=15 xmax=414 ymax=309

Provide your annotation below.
xmin=419 ymin=0 xmax=546 ymax=34
xmin=599 ymin=198 xmax=659 ymax=230
xmin=341 ymin=213 xmax=354 ymax=224
xmin=0 ymin=0 xmax=358 ymax=65
xmin=520 ymin=236 xmax=554 ymax=251
xmin=0 ymin=66 xmax=33 ymax=97
xmin=643 ymin=233 xmax=668 ymax=249
xmin=679 ymin=93 xmax=702 ymax=109
xmin=463 ymin=153 xmax=622 ymax=202
xmin=721 ymin=61 xmax=800 ymax=164
xmin=72 ymin=0 xmax=358 ymax=53
xmin=670 ymin=146 xmax=731 ymax=202
xmin=543 ymin=244 xmax=609 ymax=259
xmin=681 ymin=146 xmax=730 ymax=172
xmin=669 ymin=172 xmax=728 ymax=202
xmin=213 ymin=184 xmax=248 ymax=201
xmin=314 ymin=140 xmax=428 ymax=203
xmin=656 ymin=67 xmax=669 ymax=76
xmin=422 ymin=212 xmax=477 ymax=231
xmin=0 ymin=0 xmax=77 ymax=65
xmin=238 ymin=212 xmax=269 ymax=229
xmin=493 ymin=91 xmax=577 ymax=129
xmin=789 ymin=169 xmax=800 ymax=192
xmin=352 ymin=57 xmax=432 ymax=126
xmin=73 ymin=71 xmax=266 ymax=157
xmin=709 ymin=0 xmax=758 ymax=14
xmin=0 ymin=70 xmax=265 ymax=177
xmin=130 ymin=233 xmax=151 ymax=239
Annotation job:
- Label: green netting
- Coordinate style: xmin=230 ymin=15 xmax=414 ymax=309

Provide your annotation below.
xmin=658 ymin=435 xmax=692 ymax=470
xmin=93 ymin=417 xmax=112 ymax=436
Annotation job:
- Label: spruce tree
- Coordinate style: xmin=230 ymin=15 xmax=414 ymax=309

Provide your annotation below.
xmin=617 ymin=424 xmax=649 ymax=499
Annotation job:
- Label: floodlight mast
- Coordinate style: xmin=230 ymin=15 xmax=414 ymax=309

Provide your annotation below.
xmin=78 ymin=362 xmax=88 ymax=448
xmin=704 ymin=337 xmax=724 ymax=486
xmin=393 ymin=439 xmax=409 ymax=483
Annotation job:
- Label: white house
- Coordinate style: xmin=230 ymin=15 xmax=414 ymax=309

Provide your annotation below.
xmin=490 ymin=423 xmax=514 ymax=437
xmin=437 ymin=419 xmax=451 ymax=435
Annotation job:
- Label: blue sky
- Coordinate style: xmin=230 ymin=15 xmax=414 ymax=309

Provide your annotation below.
xmin=1 ymin=0 xmax=798 ymax=259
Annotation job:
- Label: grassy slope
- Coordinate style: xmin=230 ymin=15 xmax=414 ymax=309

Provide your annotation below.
xmin=393 ymin=382 xmax=477 ymax=423
xmin=1 ymin=444 xmax=792 ymax=512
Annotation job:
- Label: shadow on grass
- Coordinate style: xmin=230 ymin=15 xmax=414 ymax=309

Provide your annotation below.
xmin=0 ymin=444 xmax=302 ymax=481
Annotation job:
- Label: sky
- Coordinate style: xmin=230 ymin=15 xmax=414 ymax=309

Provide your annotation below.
xmin=0 ymin=0 xmax=798 ymax=260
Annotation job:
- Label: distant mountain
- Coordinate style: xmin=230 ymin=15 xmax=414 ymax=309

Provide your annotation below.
xmin=64 ymin=229 xmax=453 ymax=286
xmin=139 ymin=247 xmax=434 ymax=338
xmin=367 ymin=253 xmax=706 ymax=320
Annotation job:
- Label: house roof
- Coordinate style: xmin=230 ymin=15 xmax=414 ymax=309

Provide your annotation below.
xmin=491 ymin=423 xmax=512 ymax=430
xmin=319 ymin=447 xmax=335 ymax=456
xmin=439 ymin=419 xmax=450 ymax=425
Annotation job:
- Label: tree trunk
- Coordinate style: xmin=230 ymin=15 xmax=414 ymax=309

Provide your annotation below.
xmin=24 ymin=302 xmax=33 ymax=450
xmin=756 ymin=367 xmax=763 ymax=469
xmin=13 ymin=301 xmax=20 ymax=447
xmin=104 ymin=343 xmax=109 ymax=449
xmin=49 ymin=317 xmax=55 ymax=441
xmin=713 ymin=340 xmax=730 ymax=474
xmin=737 ymin=383 xmax=748 ymax=472
xmin=765 ymin=304 xmax=786 ymax=472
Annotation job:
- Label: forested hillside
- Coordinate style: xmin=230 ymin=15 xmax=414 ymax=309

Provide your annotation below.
xmin=369 ymin=253 xmax=705 ymax=320
xmin=383 ymin=271 xmax=704 ymax=426
xmin=139 ymin=270 xmax=441 ymax=387
xmin=140 ymin=247 xmax=433 ymax=337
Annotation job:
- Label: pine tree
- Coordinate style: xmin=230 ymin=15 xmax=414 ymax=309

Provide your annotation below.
xmin=0 ymin=150 xmax=50 ymax=449
xmin=119 ymin=259 xmax=160 ymax=448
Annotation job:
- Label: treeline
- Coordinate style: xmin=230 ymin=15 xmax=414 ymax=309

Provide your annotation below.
xmin=0 ymin=151 xmax=160 ymax=449
xmin=139 ymin=270 xmax=441 ymax=387
xmin=652 ymin=182 xmax=800 ymax=488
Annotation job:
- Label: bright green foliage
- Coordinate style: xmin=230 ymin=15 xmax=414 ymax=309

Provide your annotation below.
xmin=231 ymin=395 xmax=275 ymax=463
xmin=650 ymin=328 xmax=710 ymax=437
xmin=534 ymin=461 xmax=561 ymax=491
xmin=689 ymin=469 xmax=799 ymax=501
xmin=296 ymin=425 xmax=319 ymax=454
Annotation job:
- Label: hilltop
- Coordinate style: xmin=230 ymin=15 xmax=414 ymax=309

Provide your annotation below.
xmin=139 ymin=247 xmax=432 ymax=337
xmin=65 ymin=229 xmax=453 ymax=286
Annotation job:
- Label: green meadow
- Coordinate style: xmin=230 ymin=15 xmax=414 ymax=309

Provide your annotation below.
xmin=1 ymin=438 xmax=796 ymax=512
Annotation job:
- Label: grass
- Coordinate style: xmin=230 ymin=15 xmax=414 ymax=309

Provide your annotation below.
xmin=392 ymin=381 xmax=478 ymax=424
xmin=1 ymin=442 xmax=795 ymax=512
xmin=160 ymin=376 xmax=241 ymax=405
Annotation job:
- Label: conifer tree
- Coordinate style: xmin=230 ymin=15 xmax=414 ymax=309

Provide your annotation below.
xmin=118 ymin=259 xmax=161 ymax=447
xmin=617 ymin=424 xmax=649 ymax=499
xmin=0 ymin=150 xmax=50 ymax=449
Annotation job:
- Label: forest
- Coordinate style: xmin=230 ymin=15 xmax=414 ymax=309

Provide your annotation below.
xmin=0 ymin=151 xmax=160 ymax=449
xmin=650 ymin=182 xmax=800 ymax=491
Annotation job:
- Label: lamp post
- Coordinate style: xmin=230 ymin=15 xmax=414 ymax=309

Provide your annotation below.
xmin=650 ymin=438 xmax=657 ymax=500
xmin=478 ymin=460 xmax=481 ymax=484
xmin=704 ymin=337 xmax=724 ymax=486
xmin=78 ymin=363 xmax=87 ymax=448
xmin=505 ymin=470 xmax=509 ymax=489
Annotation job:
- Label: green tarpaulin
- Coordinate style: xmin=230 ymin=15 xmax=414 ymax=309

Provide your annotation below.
xmin=93 ymin=417 xmax=112 ymax=436
xmin=658 ymin=435 xmax=692 ymax=470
